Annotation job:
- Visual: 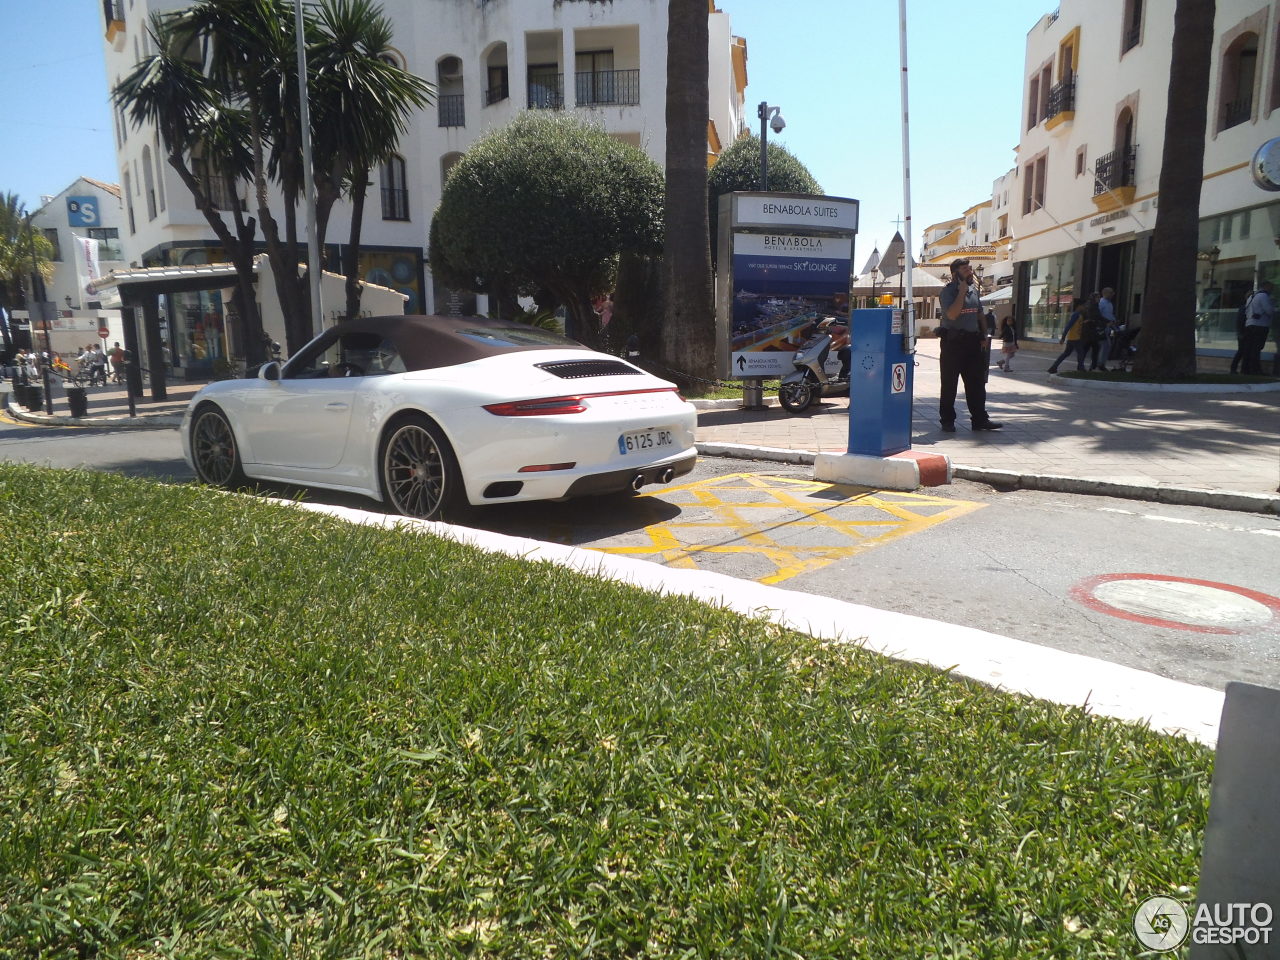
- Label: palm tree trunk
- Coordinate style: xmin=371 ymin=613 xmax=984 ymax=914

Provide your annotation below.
xmin=344 ymin=170 xmax=370 ymax=322
xmin=659 ymin=0 xmax=715 ymax=384
xmin=1132 ymin=0 xmax=1215 ymax=379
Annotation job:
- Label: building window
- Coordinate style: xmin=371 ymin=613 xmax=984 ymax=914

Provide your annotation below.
xmin=123 ymin=171 xmax=135 ymax=234
xmin=1033 ymin=156 xmax=1046 ymax=210
xmin=436 ymin=55 xmax=464 ymax=127
xmin=142 ymin=145 xmax=158 ymax=221
xmin=43 ymin=228 xmax=62 ymax=261
xmin=1122 ymin=0 xmax=1143 ymax=53
xmin=487 ymin=64 xmax=509 ymax=105
xmin=380 ymin=155 xmax=409 ymax=220
xmin=1022 ymin=162 xmax=1035 ymax=214
xmin=88 ymin=227 xmax=123 ymax=261
xmin=574 ymin=49 xmax=640 ymax=106
xmin=528 ymin=64 xmax=563 ymax=109
xmin=1075 ymin=146 xmax=1086 ymax=176
xmin=1272 ymin=17 xmax=1280 ymax=112
xmin=1219 ymin=32 xmax=1259 ymax=131
xmin=1027 ymin=75 xmax=1040 ymax=130
xmin=1039 ymin=66 xmax=1052 ymax=121
xmin=155 ymin=131 xmax=166 ymax=212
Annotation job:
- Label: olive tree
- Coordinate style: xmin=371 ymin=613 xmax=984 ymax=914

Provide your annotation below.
xmin=429 ymin=113 xmax=663 ymax=345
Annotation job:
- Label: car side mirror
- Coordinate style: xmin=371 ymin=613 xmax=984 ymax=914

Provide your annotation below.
xmin=258 ymin=361 xmax=282 ymax=382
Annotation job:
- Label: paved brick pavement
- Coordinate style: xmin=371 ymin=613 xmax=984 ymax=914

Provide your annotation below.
xmin=697 ymin=339 xmax=1280 ymax=499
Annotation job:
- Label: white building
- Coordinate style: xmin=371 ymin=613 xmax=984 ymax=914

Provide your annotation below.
xmin=1010 ymin=0 xmax=1280 ymax=347
xmin=101 ymin=0 xmax=748 ymax=376
xmin=23 ymin=177 xmax=128 ymax=354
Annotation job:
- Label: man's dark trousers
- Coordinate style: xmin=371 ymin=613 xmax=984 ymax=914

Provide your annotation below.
xmin=939 ymin=331 xmax=989 ymax=427
xmin=1241 ymin=326 xmax=1269 ymax=375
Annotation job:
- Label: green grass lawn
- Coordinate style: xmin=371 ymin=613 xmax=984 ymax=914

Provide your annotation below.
xmin=0 ymin=464 xmax=1211 ymax=958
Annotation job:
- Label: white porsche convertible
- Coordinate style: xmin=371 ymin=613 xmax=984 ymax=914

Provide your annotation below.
xmin=181 ymin=315 xmax=698 ymax=520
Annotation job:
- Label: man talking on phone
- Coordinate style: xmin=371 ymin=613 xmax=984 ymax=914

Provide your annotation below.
xmin=936 ymin=259 xmax=1002 ymax=433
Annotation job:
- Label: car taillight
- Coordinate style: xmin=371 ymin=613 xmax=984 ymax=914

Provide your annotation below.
xmin=483 ymin=396 xmax=588 ymax=416
xmin=483 ymin=387 xmax=678 ymax=417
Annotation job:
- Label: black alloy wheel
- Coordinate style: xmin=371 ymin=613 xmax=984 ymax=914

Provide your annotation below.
xmin=379 ymin=415 xmax=467 ymax=521
xmin=190 ymin=404 xmax=246 ymax=487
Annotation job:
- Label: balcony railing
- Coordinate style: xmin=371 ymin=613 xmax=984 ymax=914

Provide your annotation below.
xmin=1221 ymin=98 xmax=1252 ymax=130
xmin=528 ymin=75 xmax=564 ymax=110
xmin=1093 ymin=146 xmax=1137 ymax=195
xmin=438 ymin=94 xmax=465 ymax=127
xmin=574 ymin=69 xmax=640 ymax=106
xmin=1046 ymin=75 xmax=1075 ymax=118
xmin=103 ymin=0 xmax=123 ymax=25
xmin=381 ymin=187 xmax=410 ymax=221
xmin=485 ymin=82 xmax=509 ymax=105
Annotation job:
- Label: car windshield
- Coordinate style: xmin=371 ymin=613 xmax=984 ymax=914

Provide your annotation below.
xmin=455 ymin=327 xmax=575 ymax=348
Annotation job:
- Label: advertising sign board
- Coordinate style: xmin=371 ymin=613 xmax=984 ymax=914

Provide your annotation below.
xmin=716 ymin=193 xmax=858 ymax=381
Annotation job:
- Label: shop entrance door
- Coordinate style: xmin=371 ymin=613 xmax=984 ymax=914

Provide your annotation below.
xmin=1084 ymin=240 xmax=1135 ymax=322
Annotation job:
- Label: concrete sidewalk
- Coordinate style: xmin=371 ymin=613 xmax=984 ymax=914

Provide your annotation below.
xmin=697 ymin=338 xmax=1280 ymax=514
xmin=5 ymin=341 xmax=1279 ymax=512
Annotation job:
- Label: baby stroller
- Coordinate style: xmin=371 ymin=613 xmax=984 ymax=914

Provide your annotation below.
xmin=1111 ymin=324 xmax=1139 ymax=372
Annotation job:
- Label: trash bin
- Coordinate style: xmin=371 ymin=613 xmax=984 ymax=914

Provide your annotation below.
xmin=66 ymin=386 xmax=88 ymax=418
xmin=23 ymin=385 xmax=43 ymax=411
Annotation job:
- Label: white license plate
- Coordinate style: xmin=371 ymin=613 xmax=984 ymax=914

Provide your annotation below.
xmin=618 ymin=428 xmax=674 ymax=455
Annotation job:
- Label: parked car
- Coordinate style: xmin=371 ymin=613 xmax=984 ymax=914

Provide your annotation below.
xmin=180 ymin=315 xmax=698 ymax=521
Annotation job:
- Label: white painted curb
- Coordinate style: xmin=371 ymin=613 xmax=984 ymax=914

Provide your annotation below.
xmin=276 ymin=498 xmax=1225 ymax=747
xmin=814 ymin=451 xmax=921 ymax=490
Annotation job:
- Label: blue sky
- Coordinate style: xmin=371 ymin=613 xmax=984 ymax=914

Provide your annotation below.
xmin=0 ymin=0 xmax=1040 ymax=261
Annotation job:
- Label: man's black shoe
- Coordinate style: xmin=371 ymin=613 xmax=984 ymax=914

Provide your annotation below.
xmin=972 ymin=420 xmax=1003 ymax=431
xmin=940 ymin=422 xmax=956 ymax=433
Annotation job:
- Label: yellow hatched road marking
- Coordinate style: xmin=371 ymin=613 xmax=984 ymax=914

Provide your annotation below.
xmin=590 ymin=473 xmax=985 ymax=584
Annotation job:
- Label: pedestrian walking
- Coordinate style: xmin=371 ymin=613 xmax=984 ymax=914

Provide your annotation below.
xmin=1094 ymin=287 xmax=1118 ymax=371
xmin=1047 ymin=298 xmax=1089 ymax=373
xmin=109 ymin=342 xmax=126 ymax=383
xmin=936 ymin=258 xmax=1002 ymax=433
xmin=1240 ymin=280 xmax=1274 ymax=376
xmin=996 ymin=316 xmax=1019 ymax=372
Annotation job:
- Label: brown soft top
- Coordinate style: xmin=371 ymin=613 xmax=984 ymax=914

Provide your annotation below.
xmin=301 ymin=314 xmax=590 ymax=372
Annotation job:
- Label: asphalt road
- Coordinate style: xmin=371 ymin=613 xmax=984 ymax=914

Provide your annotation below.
xmin=3 ymin=415 xmax=1278 ymax=692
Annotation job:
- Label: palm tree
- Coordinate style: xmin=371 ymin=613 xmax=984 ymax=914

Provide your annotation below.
xmin=308 ymin=0 xmax=434 ymax=323
xmin=1133 ymin=0 xmax=1216 ymax=379
xmin=117 ymin=0 xmax=430 ymax=356
xmin=659 ymin=0 xmax=715 ymax=382
xmin=114 ymin=10 xmax=267 ymax=362
xmin=0 ymin=194 xmax=54 ymax=354
xmin=179 ymin=0 xmax=314 ymax=352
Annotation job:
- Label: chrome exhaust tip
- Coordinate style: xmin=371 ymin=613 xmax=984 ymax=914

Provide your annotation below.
xmin=631 ymin=473 xmax=646 ymax=491
xmin=658 ymin=467 xmax=675 ymax=484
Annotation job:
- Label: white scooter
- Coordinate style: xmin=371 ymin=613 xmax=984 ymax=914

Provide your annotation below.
xmin=778 ymin=322 xmax=850 ymax=414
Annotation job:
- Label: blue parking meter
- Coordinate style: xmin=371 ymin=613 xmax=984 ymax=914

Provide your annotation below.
xmin=846 ymin=307 xmax=912 ymax=457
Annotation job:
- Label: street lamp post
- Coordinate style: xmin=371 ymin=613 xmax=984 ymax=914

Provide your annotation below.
xmin=870 ymin=267 xmax=880 ymax=307
xmin=757 ymin=101 xmax=785 ymax=190
xmin=897 ymin=252 xmax=906 ymax=308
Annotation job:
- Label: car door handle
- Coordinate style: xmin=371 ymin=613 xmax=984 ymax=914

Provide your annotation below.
xmin=325 ymin=402 xmax=349 ymax=410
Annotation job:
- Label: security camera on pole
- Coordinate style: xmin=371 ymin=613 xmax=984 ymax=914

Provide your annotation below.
xmin=757 ymin=102 xmax=785 ymax=190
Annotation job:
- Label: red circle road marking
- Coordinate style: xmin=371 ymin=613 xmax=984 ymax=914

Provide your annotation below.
xmin=1070 ymin=573 xmax=1280 ymax=635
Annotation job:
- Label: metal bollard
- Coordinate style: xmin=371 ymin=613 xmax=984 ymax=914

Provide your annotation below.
xmin=124 ymin=350 xmax=141 ymax=418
